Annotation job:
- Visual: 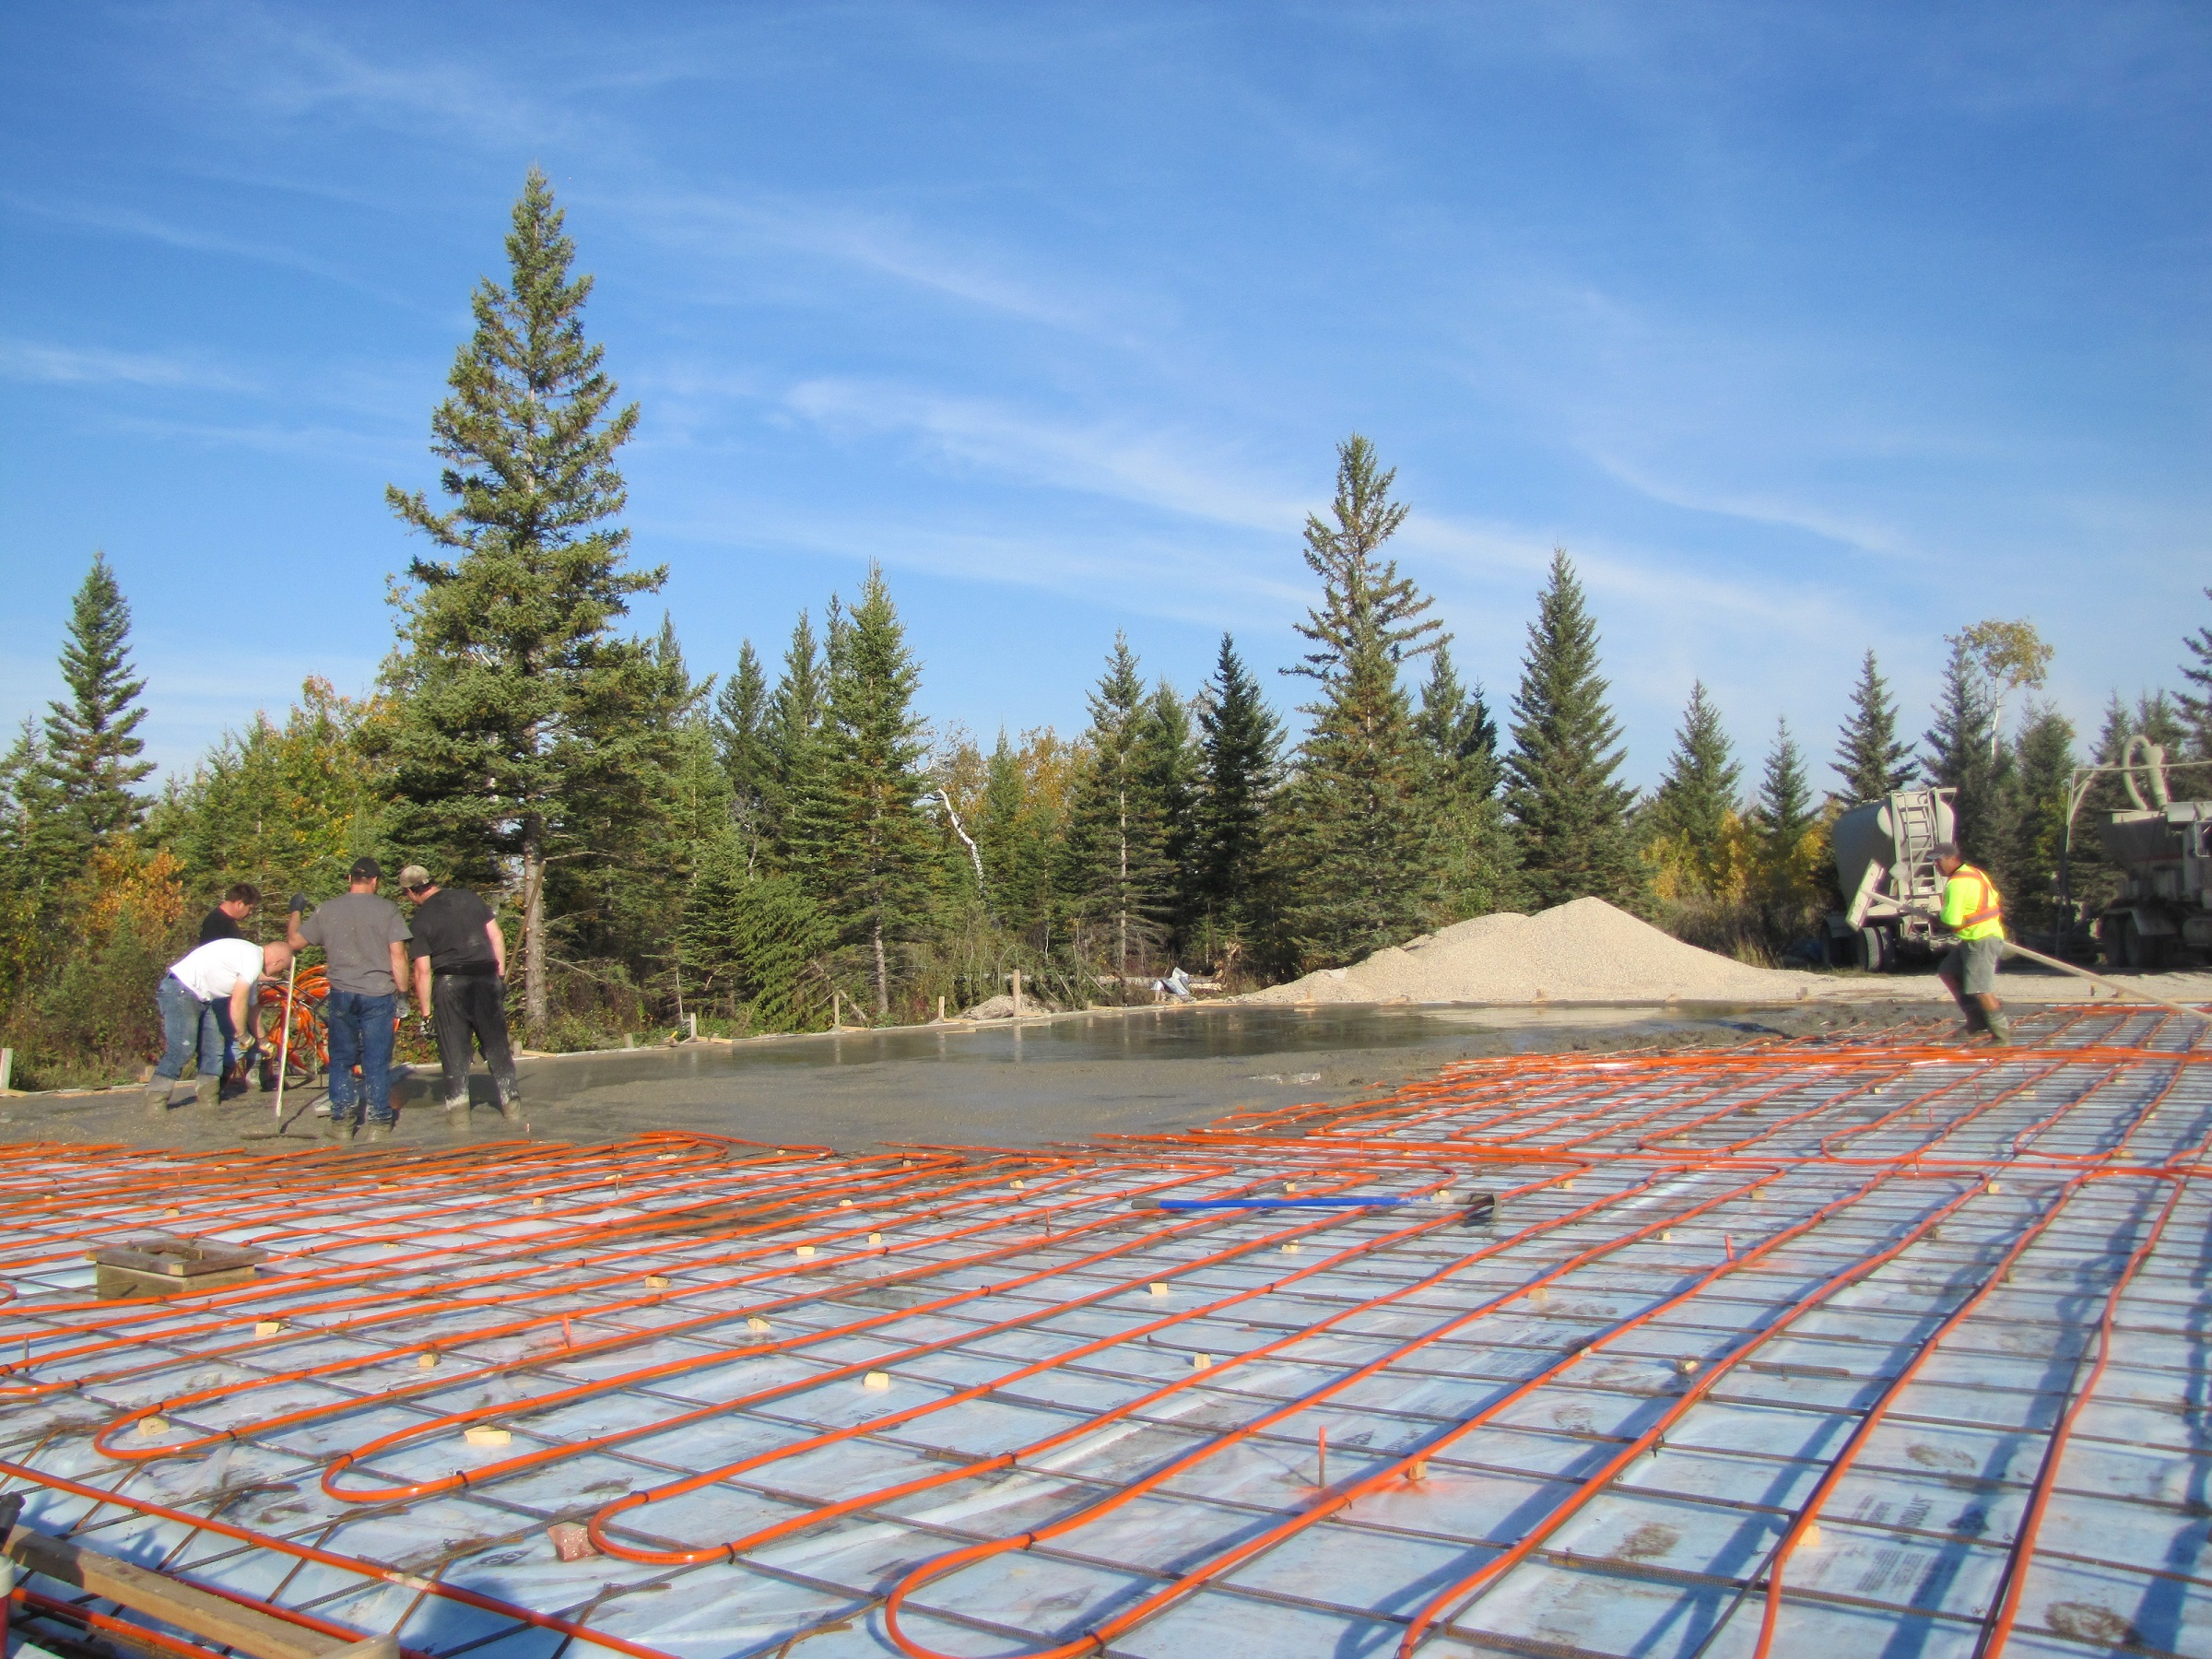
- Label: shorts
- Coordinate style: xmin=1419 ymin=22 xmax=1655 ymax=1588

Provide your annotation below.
xmin=1939 ymin=936 xmax=2005 ymax=997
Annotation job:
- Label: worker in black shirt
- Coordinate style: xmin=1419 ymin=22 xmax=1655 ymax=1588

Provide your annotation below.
xmin=197 ymin=883 xmax=261 ymax=945
xmin=195 ymin=883 xmax=264 ymax=1090
xmin=398 ymin=865 xmax=521 ymax=1124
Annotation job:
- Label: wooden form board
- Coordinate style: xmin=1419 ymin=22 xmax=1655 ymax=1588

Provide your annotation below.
xmin=6 ymin=1527 xmax=394 ymax=1659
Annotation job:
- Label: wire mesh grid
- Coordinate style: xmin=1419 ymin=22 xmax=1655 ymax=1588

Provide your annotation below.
xmin=0 ymin=1002 xmax=2207 ymax=1659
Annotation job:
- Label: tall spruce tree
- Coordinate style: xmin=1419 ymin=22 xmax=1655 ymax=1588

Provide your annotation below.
xmin=1648 ymin=681 xmax=1740 ymax=898
xmin=803 ymin=566 xmax=932 ymax=1018
xmin=382 ymin=168 xmax=666 ymax=1032
xmin=765 ymin=612 xmax=830 ymax=865
xmin=712 ymin=640 xmax=774 ymax=860
xmin=1415 ymin=641 xmax=1518 ymax=922
xmin=42 ymin=553 xmax=153 ymax=851
xmin=1833 ymin=649 xmax=1913 ymax=801
xmin=2179 ymin=588 xmax=2212 ymax=760
xmin=1062 ymin=635 xmax=1173 ymax=978
xmin=2006 ymin=704 xmax=2077 ymax=935
xmin=1922 ymin=634 xmax=2006 ymax=860
xmin=1192 ymin=634 xmax=1283 ymax=949
xmin=0 ymin=723 xmax=74 ymax=932
xmin=1139 ymin=682 xmax=1202 ymax=952
xmin=975 ymin=732 xmax=1053 ymax=939
xmin=1275 ymin=435 xmax=1441 ymax=966
xmin=1502 ymin=550 xmax=1642 ymax=910
xmin=1751 ymin=718 xmax=1817 ymax=918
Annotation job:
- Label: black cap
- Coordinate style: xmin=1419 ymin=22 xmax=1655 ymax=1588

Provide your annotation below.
xmin=349 ymin=856 xmax=382 ymax=883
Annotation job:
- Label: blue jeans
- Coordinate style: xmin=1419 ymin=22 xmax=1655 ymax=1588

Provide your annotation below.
xmin=325 ymin=990 xmax=398 ymax=1125
xmin=156 ymin=975 xmax=225 ymax=1081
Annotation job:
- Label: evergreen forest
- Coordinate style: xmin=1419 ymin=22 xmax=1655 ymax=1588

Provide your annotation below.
xmin=4 ymin=171 xmax=2206 ymax=1088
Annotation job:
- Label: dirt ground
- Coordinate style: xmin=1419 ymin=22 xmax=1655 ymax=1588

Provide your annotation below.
xmin=0 ymin=997 xmax=1956 ymax=1157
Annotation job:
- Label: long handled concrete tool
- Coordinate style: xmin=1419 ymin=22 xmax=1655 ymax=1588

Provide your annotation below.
xmin=2004 ymin=939 xmax=2212 ymax=1026
xmin=272 ymin=952 xmax=298 ymax=1126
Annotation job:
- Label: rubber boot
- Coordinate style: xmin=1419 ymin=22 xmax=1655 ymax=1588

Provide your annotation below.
xmin=144 ymin=1078 xmax=173 ymax=1115
xmin=194 ymin=1075 xmax=222 ymax=1110
xmin=498 ymin=1089 xmax=524 ymax=1125
xmin=1983 ymin=1009 xmax=2014 ymax=1047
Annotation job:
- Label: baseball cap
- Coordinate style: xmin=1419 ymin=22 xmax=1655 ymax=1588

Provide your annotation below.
xmin=398 ymin=865 xmax=433 ymax=890
xmin=1929 ymin=841 xmax=1959 ymax=859
xmin=348 ymin=856 xmax=382 ymax=883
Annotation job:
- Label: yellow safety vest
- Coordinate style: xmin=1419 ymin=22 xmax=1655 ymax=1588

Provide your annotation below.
xmin=1940 ymin=864 xmax=2006 ymax=942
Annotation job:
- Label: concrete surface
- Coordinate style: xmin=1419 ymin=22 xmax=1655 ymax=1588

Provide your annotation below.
xmin=0 ymin=998 xmax=1946 ymax=1156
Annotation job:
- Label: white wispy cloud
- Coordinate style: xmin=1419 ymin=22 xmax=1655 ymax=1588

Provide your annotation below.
xmin=6 ymin=194 xmax=428 ymax=311
xmin=631 ymin=189 xmax=1144 ymax=335
xmin=782 ymin=379 xmax=1303 ymax=531
xmin=0 ymin=337 xmax=256 ymax=393
xmin=1583 ymin=449 xmax=1918 ymax=559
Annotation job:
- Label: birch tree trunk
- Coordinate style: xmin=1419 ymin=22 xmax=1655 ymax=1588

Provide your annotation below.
xmin=522 ymin=813 xmax=547 ymax=1033
xmin=871 ymin=916 xmax=889 ymax=1018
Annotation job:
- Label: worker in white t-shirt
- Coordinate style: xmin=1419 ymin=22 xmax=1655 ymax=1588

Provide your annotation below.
xmin=149 ymin=937 xmax=292 ymax=1113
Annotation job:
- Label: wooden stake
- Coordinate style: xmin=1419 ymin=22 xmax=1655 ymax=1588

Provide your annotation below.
xmin=272 ymin=953 xmax=297 ymax=1127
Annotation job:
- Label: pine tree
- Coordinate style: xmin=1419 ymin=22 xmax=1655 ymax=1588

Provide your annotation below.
xmin=382 ymin=168 xmax=665 ymax=1033
xmin=1062 ymin=635 xmax=1173 ymax=979
xmin=1415 ymin=641 xmax=1519 ymax=922
xmin=1648 ymin=681 xmax=1741 ymax=898
xmin=2179 ymin=589 xmax=2212 ymax=760
xmin=0 ymin=724 xmax=75 ymax=972
xmin=1922 ymin=635 xmax=2005 ymax=860
xmin=1502 ymin=550 xmax=1643 ymax=910
xmin=1139 ymin=682 xmax=1202 ymax=953
xmin=1192 ymin=634 xmax=1283 ymax=949
xmin=805 ymin=566 xmax=933 ymax=1018
xmin=1833 ymin=649 xmax=1913 ymax=801
xmin=2005 ymin=704 xmax=2077 ymax=936
xmin=682 ymin=834 xmax=836 ymax=1032
xmin=42 ymin=553 xmax=153 ymax=851
xmin=1274 ymin=436 xmax=1441 ymax=967
xmin=766 ymin=611 xmax=830 ymax=866
xmin=1751 ymin=719 xmax=1818 ymax=921
xmin=976 ymin=729 xmax=1076 ymax=947
xmin=712 ymin=641 xmax=774 ymax=859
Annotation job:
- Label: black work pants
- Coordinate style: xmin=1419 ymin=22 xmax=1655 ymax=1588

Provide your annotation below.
xmin=431 ymin=972 xmax=517 ymax=1106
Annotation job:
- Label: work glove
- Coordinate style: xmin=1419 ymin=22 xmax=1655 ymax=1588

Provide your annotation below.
xmin=288 ymin=892 xmax=311 ymax=914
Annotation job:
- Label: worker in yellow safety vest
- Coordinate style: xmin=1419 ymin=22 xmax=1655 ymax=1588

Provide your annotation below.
xmin=1931 ymin=841 xmax=2010 ymax=1045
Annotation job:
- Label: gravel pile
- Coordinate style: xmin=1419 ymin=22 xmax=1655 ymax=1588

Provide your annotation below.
xmin=955 ymin=992 xmax=1062 ymax=1020
xmin=1241 ymin=897 xmax=1825 ymax=1006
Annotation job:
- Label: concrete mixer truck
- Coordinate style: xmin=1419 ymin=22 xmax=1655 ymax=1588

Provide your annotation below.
xmin=1824 ymin=788 xmax=1956 ymax=971
xmin=2086 ymin=737 xmax=2210 ymax=970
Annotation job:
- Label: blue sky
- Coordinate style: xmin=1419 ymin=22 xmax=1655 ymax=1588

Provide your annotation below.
xmin=3 ymin=3 xmax=2206 ymax=790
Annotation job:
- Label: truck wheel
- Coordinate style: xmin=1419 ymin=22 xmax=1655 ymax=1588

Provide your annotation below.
xmin=1855 ymin=927 xmax=1888 ymax=972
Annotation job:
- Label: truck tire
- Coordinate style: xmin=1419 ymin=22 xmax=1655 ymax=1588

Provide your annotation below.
xmin=1855 ymin=926 xmax=1889 ymax=972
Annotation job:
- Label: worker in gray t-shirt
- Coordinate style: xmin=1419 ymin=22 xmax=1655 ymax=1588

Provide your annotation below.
xmin=288 ymin=856 xmax=412 ymax=1142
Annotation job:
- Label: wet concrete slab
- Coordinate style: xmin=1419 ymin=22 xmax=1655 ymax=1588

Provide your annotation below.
xmin=0 ymin=1000 xmax=1943 ymax=1157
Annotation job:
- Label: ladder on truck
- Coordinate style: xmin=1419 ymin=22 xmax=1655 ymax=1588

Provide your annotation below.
xmin=1888 ymin=791 xmax=1945 ymax=901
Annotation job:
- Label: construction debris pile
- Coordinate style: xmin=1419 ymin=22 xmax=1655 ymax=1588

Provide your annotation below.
xmin=1244 ymin=895 xmax=1826 ymax=1006
xmin=0 ymin=1003 xmax=2206 ymax=1658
